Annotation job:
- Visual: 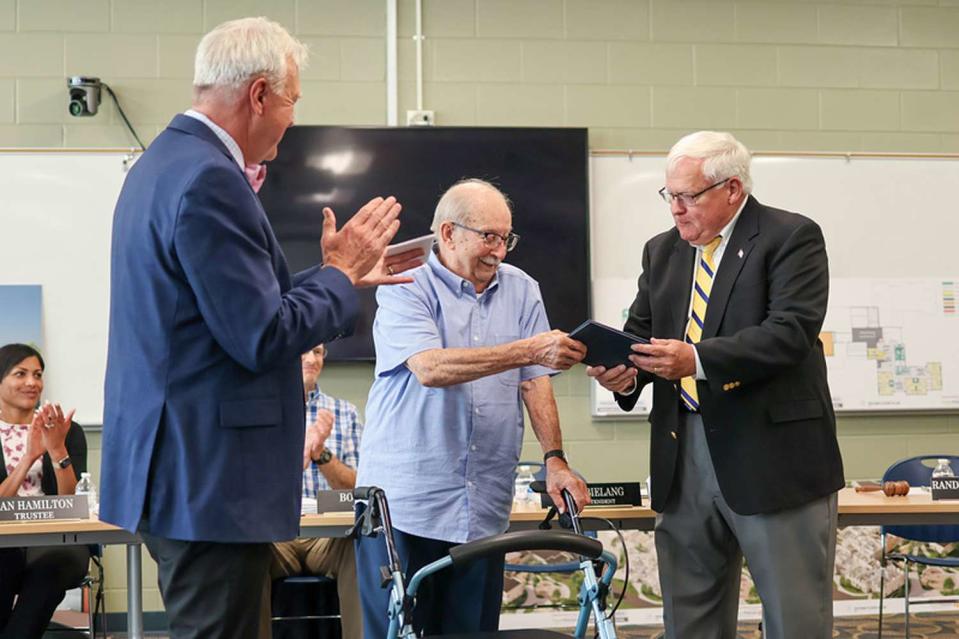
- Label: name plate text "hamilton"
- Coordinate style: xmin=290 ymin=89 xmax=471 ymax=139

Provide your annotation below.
xmin=0 ymin=495 xmax=89 ymax=522
xmin=315 ymin=490 xmax=354 ymax=513
xmin=931 ymin=476 xmax=959 ymax=500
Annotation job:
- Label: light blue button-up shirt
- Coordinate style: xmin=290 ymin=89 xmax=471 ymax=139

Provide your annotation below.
xmin=357 ymin=251 xmax=553 ymax=543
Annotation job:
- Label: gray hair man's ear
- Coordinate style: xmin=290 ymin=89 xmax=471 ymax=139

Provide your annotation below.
xmin=438 ymin=221 xmax=455 ymax=244
xmin=247 ymin=76 xmax=270 ymax=115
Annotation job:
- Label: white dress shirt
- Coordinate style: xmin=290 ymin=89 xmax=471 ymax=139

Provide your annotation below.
xmin=689 ymin=195 xmax=748 ymax=379
xmin=183 ymin=109 xmax=245 ymax=169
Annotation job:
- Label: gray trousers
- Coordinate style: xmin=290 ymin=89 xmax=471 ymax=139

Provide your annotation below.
xmin=654 ymin=412 xmax=837 ymax=639
xmin=142 ymin=531 xmax=271 ymax=639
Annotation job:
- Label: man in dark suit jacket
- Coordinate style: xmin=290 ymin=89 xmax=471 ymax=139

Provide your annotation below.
xmin=99 ymin=17 xmax=417 ymax=639
xmin=589 ymin=131 xmax=843 ymax=638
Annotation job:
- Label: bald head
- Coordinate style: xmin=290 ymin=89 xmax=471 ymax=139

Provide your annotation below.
xmin=433 ymin=179 xmax=513 ymax=293
xmin=430 ymin=179 xmax=511 ymax=233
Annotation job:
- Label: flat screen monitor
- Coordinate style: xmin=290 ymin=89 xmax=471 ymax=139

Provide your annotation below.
xmin=259 ymin=126 xmax=590 ymax=361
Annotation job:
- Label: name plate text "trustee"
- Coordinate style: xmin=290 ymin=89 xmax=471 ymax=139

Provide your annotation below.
xmin=0 ymin=495 xmax=89 ymax=522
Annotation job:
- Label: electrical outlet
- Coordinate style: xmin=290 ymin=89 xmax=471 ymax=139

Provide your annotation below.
xmin=406 ymin=110 xmax=435 ymax=126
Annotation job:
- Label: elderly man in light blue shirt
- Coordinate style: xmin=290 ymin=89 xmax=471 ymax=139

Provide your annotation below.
xmin=355 ymin=178 xmax=590 ymax=638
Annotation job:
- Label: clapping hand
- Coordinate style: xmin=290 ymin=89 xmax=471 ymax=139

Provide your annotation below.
xmin=25 ymin=418 xmax=45 ymax=463
xmin=303 ymin=409 xmax=334 ymax=469
xmin=35 ymin=401 xmax=74 ymax=457
xmin=320 ymin=197 xmax=403 ymax=287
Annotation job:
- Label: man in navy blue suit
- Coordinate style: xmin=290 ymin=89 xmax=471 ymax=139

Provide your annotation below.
xmin=99 ymin=17 xmax=418 ymax=639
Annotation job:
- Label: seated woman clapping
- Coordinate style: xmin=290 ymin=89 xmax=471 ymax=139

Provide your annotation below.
xmin=0 ymin=343 xmax=90 ymax=639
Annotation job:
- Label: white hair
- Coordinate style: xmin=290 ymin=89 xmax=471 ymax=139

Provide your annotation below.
xmin=194 ymin=17 xmax=308 ymax=94
xmin=667 ymin=131 xmax=753 ymax=194
xmin=430 ymin=179 xmax=511 ymax=233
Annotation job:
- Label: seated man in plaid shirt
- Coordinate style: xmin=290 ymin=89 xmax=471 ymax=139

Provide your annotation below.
xmin=259 ymin=343 xmax=363 ymax=639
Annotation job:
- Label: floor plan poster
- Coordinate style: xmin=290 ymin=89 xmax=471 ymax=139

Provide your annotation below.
xmin=0 ymin=285 xmax=42 ymax=350
xmin=822 ymin=278 xmax=959 ymax=412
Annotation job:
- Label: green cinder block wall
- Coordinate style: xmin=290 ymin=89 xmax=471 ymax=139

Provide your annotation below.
xmin=7 ymin=0 xmax=958 ymax=620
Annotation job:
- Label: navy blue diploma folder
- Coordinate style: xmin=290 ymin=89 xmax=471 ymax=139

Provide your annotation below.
xmin=568 ymin=320 xmax=649 ymax=369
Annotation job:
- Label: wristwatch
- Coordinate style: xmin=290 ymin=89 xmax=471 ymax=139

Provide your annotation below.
xmin=56 ymin=456 xmax=72 ymax=469
xmin=543 ymin=449 xmax=567 ymax=464
xmin=315 ymin=448 xmax=333 ymax=466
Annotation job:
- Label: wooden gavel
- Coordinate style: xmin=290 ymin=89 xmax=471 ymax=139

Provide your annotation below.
xmin=855 ymin=480 xmax=910 ymax=496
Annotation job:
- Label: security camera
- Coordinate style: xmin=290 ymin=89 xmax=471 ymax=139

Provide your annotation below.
xmin=67 ymin=76 xmax=101 ymax=117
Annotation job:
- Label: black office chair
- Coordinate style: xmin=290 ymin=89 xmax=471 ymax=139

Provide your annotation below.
xmin=878 ymin=455 xmax=959 ymax=638
xmin=46 ymin=546 xmax=106 ymax=639
xmin=271 ymin=574 xmax=342 ymax=639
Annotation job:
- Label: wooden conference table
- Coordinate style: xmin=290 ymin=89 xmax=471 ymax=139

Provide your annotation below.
xmin=0 ymin=487 xmax=956 ymax=639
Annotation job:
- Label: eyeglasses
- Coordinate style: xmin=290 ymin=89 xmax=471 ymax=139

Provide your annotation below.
xmin=451 ymin=222 xmax=520 ymax=252
xmin=658 ymin=178 xmax=730 ymax=207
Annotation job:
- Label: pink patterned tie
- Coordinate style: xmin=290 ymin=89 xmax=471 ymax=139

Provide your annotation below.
xmin=244 ymin=163 xmax=267 ymax=193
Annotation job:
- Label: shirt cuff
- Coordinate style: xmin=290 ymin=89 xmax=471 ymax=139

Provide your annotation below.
xmin=693 ymin=345 xmax=706 ymax=380
xmin=620 ymin=377 xmax=639 ymax=396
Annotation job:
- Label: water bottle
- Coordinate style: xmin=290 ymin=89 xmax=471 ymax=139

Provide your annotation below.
xmin=932 ymin=459 xmax=955 ymax=479
xmin=514 ymin=465 xmax=535 ymax=507
xmin=75 ymin=472 xmax=98 ymax=518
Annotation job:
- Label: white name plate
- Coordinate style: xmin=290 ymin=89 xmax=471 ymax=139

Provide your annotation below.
xmin=0 ymin=495 xmax=89 ymax=522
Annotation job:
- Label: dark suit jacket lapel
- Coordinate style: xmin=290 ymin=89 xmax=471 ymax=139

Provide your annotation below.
xmin=168 ymin=113 xmax=266 ymax=202
xmin=703 ymin=196 xmax=760 ymax=338
xmin=168 ymin=114 xmax=241 ymax=171
xmin=166 ymin=114 xmax=285 ymax=278
xmin=666 ymin=235 xmax=696 ymax=339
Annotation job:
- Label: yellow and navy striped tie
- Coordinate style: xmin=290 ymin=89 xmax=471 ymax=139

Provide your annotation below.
xmin=680 ymin=236 xmax=722 ymax=411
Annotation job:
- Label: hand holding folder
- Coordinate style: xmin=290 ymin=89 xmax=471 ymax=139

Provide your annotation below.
xmin=568 ymin=320 xmax=649 ymax=369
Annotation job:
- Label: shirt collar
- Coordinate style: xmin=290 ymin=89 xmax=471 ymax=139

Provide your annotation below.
xmin=723 ymin=195 xmax=748 ymax=238
xmin=691 ymin=194 xmax=748 ymax=250
xmin=184 ymin=109 xmax=245 ymax=169
xmin=0 ymin=419 xmax=27 ymax=433
xmin=427 ymin=249 xmax=500 ymax=298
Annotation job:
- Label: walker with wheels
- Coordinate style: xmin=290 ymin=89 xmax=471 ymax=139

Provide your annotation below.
xmin=352 ymin=485 xmax=620 ymax=639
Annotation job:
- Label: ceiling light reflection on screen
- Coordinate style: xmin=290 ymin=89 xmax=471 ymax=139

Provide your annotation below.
xmin=306 ymin=150 xmax=373 ymax=176
xmin=296 ymin=190 xmax=342 ymax=204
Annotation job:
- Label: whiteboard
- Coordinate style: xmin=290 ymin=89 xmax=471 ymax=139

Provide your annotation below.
xmin=3 ymin=151 xmax=958 ymax=422
xmin=588 ymin=153 xmax=959 ymax=417
xmin=0 ymin=151 xmax=135 ymax=425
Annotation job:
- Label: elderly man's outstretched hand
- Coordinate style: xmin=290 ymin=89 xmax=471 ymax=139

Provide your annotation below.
xmin=526 ymin=330 xmax=587 ymax=370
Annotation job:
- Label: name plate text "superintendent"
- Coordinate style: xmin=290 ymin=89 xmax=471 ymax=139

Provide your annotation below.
xmin=0 ymin=495 xmax=90 ymax=522
xmin=540 ymin=482 xmax=643 ymax=508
